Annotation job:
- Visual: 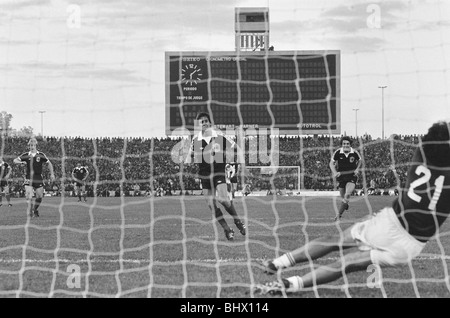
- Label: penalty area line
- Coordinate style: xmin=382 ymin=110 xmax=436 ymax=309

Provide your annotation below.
xmin=0 ymin=255 xmax=449 ymax=264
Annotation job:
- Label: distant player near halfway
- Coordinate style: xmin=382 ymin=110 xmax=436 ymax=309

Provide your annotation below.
xmin=72 ymin=162 xmax=89 ymax=202
xmin=13 ymin=137 xmax=55 ymax=218
xmin=0 ymin=157 xmax=13 ymax=207
xmin=329 ymin=136 xmax=362 ymax=221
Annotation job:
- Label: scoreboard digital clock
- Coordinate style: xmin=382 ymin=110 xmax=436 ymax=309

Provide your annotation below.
xmin=165 ymin=50 xmax=340 ymax=135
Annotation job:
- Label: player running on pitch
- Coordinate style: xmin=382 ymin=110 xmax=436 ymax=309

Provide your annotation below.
xmin=184 ymin=112 xmax=246 ymax=241
xmin=329 ymin=136 xmax=362 ymax=221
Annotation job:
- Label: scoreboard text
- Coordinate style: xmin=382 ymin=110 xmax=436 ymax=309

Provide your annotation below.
xmin=165 ymin=51 xmax=340 ymax=135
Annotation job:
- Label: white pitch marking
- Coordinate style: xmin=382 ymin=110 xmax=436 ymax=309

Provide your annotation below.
xmin=1 ymin=255 xmax=449 ymax=264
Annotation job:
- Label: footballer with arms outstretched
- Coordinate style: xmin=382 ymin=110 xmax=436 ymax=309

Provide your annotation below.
xmin=72 ymin=162 xmax=89 ymax=202
xmin=14 ymin=137 xmax=55 ymax=218
xmin=255 ymin=121 xmax=450 ymax=295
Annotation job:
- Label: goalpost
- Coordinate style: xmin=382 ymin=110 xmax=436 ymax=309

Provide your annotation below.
xmin=242 ymin=166 xmax=301 ymax=194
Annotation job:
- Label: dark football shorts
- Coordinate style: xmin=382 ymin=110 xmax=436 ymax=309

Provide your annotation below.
xmin=74 ymin=181 xmax=84 ymax=187
xmin=24 ymin=176 xmax=44 ymax=188
xmin=199 ymin=174 xmax=227 ymax=190
xmin=0 ymin=180 xmax=8 ymax=188
xmin=337 ymin=173 xmax=358 ymax=189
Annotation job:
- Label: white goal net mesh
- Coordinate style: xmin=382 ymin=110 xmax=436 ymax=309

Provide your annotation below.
xmin=0 ymin=1 xmax=449 ymax=300
xmin=242 ymin=166 xmax=301 ymax=195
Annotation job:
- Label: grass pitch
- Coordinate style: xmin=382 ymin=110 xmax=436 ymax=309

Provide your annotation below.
xmin=0 ymin=194 xmax=449 ymax=298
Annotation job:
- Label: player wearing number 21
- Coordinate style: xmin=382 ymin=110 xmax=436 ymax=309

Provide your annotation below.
xmin=254 ymin=121 xmax=450 ymax=295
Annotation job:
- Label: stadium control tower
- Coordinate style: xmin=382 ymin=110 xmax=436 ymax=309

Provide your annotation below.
xmin=165 ymin=7 xmax=340 ymax=137
xmin=235 ymin=7 xmax=270 ymax=52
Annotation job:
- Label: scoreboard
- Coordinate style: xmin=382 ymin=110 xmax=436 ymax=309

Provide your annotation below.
xmin=165 ymin=50 xmax=340 ymax=135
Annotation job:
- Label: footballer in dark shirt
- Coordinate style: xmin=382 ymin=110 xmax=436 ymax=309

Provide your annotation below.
xmin=72 ymin=162 xmax=89 ymax=202
xmin=14 ymin=137 xmax=55 ymax=217
xmin=329 ymin=136 xmax=362 ymax=221
xmin=255 ymin=121 xmax=450 ymax=295
xmin=0 ymin=158 xmax=12 ymax=207
xmin=185 ymin=112 xmax=246 ymax=241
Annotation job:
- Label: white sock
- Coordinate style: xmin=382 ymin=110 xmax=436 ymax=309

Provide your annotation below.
xmin=287 ymin=276 xmax=304 ymax=291
xmin=273 ymin=253 xmax=296 ymax=269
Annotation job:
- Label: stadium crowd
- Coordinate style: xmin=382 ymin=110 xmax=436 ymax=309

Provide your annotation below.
xmin=0 ymin=134 xmax=419 ymax=197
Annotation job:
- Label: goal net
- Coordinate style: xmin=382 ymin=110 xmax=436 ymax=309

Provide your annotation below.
xmin=0 ymin=1 xmax=449 ymax=302
xmin=241 ymin=166 xmax=301 ymax=196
